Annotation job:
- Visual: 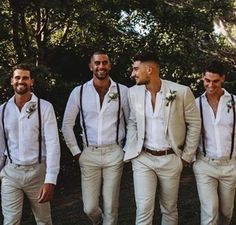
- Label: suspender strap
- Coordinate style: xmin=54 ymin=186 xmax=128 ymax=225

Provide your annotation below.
xmin=80 ymin=84 xmax=89 ymax=147
xmin=38 ymin=98 xmax=42 ymax=163
xmin=116 ymin=83 xmax=121 ymax=145
xmin=230 ymin=94 xmax=235 ymax=159
xmin=199 ymin=96 xmax=206 ymax=156
xmin=80 ymin=83 xmax=122 ymax=147
xmin=2 ymin=102 xmax=12 ymax=163
xmin=1 ymin=99 xmax=42 ymax=164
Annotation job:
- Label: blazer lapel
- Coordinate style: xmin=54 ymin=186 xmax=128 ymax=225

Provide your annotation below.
xmin=162 ymin=81 xmax=172 ymax=135
xmin=135 ymin=85 xmax=146 ymax=135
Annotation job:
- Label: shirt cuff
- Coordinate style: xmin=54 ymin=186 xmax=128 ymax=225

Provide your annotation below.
xmin=45 ymin=173 xmax=58 ymax=185
xmin=70 ymin=146 xmax=82 ymax=156
xmin=181 ymin=153 xmax=193 ymax=163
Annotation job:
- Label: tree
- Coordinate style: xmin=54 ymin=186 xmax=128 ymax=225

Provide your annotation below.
xmin=0 ymin=0 xmax=235 ymax=107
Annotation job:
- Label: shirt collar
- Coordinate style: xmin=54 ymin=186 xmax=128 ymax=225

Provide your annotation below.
xmin=201 ymin=88 xmax=231 ymax=99
xmin=159 ymin=79 xmax=165 ymax=93
xmin=9 ymin=92 xmax=38 ymax=104
xmin=145 ymin=79 xmax=164 ymax=94
xmin=87 ymin=77 xmax=116 ymax=87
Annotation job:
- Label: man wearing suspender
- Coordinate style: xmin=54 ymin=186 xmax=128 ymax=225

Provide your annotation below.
xmin=0 ymin=64 xmax=60 ymax=225
xmin=193 ymin=60 xmax=236 ymax=225
xmin=62 ymin=50 xmax=129 ymax=225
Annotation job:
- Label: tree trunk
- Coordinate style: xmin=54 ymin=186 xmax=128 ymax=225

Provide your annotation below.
xmin=9 ymin=0 xmax=24 ymax=62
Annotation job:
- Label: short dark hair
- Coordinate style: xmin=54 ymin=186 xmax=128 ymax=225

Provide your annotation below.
xmin=11 ymin=63 xmax=33 ymax=78
xmin=133 ymin=52 xmax=160 ymax=64
xmin=204 ymin=60 xmax=225 ymax=77
xmin=90 ymin=50 xmax=108 ymax=60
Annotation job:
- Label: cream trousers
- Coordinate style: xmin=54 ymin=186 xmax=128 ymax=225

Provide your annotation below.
xmin=131 ymin=151 xmax=183 ymax=225
xmin=79 ymin=144 xmax=124 ymax=225
xmin=193 ymin=154 xmax=236 ymax=225
xmin=0 ymin=161 xmax=52 ymax=225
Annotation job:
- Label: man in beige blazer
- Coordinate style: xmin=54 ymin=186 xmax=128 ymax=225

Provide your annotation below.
xmin=124 ymin=52 xmax=201 ymax=225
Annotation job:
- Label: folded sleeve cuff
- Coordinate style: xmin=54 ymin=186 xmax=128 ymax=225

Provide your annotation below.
xmin=45 ymin=173 xmax=58 ymax=185
xmin=181 ymin=153 xmax=193 ymax=163
xmin=70 ymin=146 xmax=82 ymax=156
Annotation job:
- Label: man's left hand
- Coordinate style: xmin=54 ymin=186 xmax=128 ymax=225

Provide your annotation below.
xmin=38 ymin=183 xmax=55 ymax=203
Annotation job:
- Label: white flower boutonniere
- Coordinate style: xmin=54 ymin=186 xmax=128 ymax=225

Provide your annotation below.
xmin=165 ymin=90 xmax=177 ymax=106
xmin=227 ymin=99 xmax=235 ymax=113
xmin=26 ymin=102 xmax=37 ymax=118
xmin=108 ymin=92 xmax=119 ymax=103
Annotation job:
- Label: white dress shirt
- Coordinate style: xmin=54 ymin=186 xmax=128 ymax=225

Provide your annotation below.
xmin=144 ymin=84 xmax=171 ymax=151
xmin=196 ymin=89 xmax=236 ymax=158
xmin=62 ymin=78 xmax=129 ymax=156
xmin=0 ymin=93 xmax=60 ymax=184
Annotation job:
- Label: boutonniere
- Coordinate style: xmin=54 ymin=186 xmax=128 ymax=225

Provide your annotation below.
xmin=108 ymin=92 xmax=119 ymax=103
xmin=226 ymin=99 xmax=235 ymax=113
xmin=165 ymin=90 xmax=177 ymax=106
xmin=26 ymin=102 xmax=37 ymax=118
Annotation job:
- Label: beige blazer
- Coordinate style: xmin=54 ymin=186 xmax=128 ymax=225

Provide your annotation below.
xmin=124 ymin=79 xmax=201 ymax=162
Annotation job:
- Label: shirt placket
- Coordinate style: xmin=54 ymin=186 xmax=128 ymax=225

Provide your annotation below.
xmin=205 ymin=100 xmax=217 ymax=156
xmin=214 ymin=99 xmax=223 ymax=157
xmin=151 ymin=93 xmax=160 ymax=146
xmin=97 ymin=113 xmax=103 ymax=146
xmin=18 ymin=113 xmax=25 ymax=162
xmin=93 ymin=89 xmax=102 ymax=146
xmin=97 ymin=87 xmax=110 ymax=146
xmin=145 ymin=92 xmax=153 ymax=145
xmin=207 ymin=98 xmax=223 ymax=158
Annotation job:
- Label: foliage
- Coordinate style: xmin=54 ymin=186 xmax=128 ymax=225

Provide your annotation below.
xmin=0 ymin=0 xmax=236 ymax=108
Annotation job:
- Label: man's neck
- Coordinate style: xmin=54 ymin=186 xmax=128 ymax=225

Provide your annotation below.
xmin=14 ymin=93 xmax=32 ymax=111
xmin=146 ymin=77 xmax=161 ymax=111
xmin=206 ymin=89 xmax=224 ymax=116
xmin=93 ymin=77 xmax=111 ymax=90
xmin=206 ymin=89 xmax=224 ymax=101
xmin=93 ymin=77 xmax=111 ymax=108
xmin=146 ymin=77 xmax=161 ymax=94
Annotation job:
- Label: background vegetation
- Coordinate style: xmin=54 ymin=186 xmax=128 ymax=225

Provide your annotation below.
xmin=1 ymin=0 xmax=236 ymax=107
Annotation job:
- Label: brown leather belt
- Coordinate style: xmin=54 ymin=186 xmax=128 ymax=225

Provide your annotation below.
xmin=143 ymin=147 xmax=175 ymax=156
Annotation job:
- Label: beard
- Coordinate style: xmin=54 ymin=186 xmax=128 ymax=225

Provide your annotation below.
xmin=135 ymin=78 xmax=149 ymax=86
xmin=94 ymin=70 xmax=109 ymax=80
xmin=13 ymin=84 xmax=31 ymax=95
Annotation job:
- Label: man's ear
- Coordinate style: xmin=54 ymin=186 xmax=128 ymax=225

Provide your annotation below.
xmin=31 ymin=78 xmax=34 ymax=87
xmin=222 ymin=75 xmax=225 ymax=82
xmin=89 ymin=63 xmax=93 ymax=71
xmin=201 ymin=73 xmax=205 ymax=80
xmin=146 ymin=65 xmax=153 ymax=74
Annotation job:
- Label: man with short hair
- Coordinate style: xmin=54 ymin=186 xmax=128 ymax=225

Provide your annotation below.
xmin=193 ymin=60 xmax=236 ymax=225
xmin=124 ymin=52 xmax=201 ymax=225
xmin=62 ymin=50 xmax=129 ymax=225
xmin=0 ymin=63 xmax=60 ymax=225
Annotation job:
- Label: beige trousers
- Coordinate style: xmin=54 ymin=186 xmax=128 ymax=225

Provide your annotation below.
xmin=193 ymin=154 xmax=236 ymax=225
xmin=0 ymin=161 xmax=52 ymax=225
xmin=79 ymin=144 xmax=124 ymax=225
xmin=131 ymin=151 xmax=183 ymax=225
